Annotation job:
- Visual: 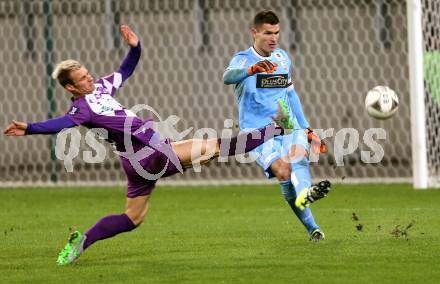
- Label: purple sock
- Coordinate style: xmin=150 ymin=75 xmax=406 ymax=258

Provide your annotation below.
xmin=218 ymin=123 xmax=283 ymax=157
xmin=83 ymin=213 xmax=136 ymax=250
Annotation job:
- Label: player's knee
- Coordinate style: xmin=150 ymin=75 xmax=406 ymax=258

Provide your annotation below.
xmin=201 ymin=139 xmax=219 ymax=157
xmin=126 ymin=211 xmax=145 ymax=227
xmin=288 ymin=144 xmax=308 ymax=163
xmin=274 ymin=164 xmax=291 ymax=181
xmin=125 ymin=207 xmax=148 ymax=227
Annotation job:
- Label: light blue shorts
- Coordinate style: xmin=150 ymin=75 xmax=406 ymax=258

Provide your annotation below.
xmin=252 ymin=129 xmax=309 ymax=178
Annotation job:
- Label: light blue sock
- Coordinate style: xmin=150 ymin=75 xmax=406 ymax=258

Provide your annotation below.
xmin=290 ymin=156 xmax=312 ymax=196
xmin=279 ymin=180 xmax=319 ymax=234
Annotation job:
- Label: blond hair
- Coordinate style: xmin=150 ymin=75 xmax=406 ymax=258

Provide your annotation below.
xmin=51 ymin=59 xmax=83 ymax=87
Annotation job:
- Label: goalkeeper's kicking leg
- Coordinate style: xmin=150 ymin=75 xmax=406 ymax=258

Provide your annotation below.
xmin=287 ymin=133 xmax=330 ymax=241
xmin=259 ymin=129 xmax=330 ymax=242
xmin=271 ymin=158 xmax=323 ymax=238
xmin=289 ymin=145 xmax=331 ymax=212
xmin=270 ymin=155 xmax=329 ymax=241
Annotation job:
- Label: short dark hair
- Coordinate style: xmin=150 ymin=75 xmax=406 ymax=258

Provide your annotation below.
xmin=253 ymin=10 xmax=279 ymax=29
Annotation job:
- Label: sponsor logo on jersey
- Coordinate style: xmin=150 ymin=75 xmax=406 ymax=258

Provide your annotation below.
xmin=100 ymin=105 xmax=113 ymax=113
xmin=278 ymin=60 xmax=289 ymax=72
xmin=96 ymin=86 xmax=109 ymax=94
xmin=274 ymin=52 xmax=284 ymax=59
xmin=256 ymin=74 xmax=289 ymax=88
xmin=68 ymin=106 xmax=80 ymax=115
xmin=237 ymin=57 xmax=247 ymax=68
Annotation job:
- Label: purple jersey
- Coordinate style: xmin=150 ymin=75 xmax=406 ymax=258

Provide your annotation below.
xmin=65 ymin=71 xmax=183 ymax=193
xmin=27 ymin=43 xmax=145 ymax=144
xmin=65 ymin=72 xmax=157 ymax=151
xmin=26 ymin=43 xmax=183 ymax=196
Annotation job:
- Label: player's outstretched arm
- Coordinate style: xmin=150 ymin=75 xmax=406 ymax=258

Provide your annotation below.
xmin=4 ymin=120 xmax=27 ymax=136
xmin=120 ymin=25 xmax=139 ymax=47
xmin=4 ymin=116 xmax=76 ymax=136
xmin=117 ymin=25 xmax=141 ymax=83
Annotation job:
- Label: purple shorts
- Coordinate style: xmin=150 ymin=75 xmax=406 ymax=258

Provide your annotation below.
xmin=120 ymin=139 xmax=184 ymax=198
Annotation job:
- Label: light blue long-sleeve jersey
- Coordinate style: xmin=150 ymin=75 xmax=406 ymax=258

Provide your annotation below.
xmin=223 ymin=47 xmax=309 ymax=130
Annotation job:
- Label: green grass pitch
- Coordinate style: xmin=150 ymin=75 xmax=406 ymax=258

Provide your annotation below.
xmin=1 ymin=184 xmax=439 ymax=283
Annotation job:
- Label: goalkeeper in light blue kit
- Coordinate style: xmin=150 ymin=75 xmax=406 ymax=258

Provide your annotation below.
xmin=223 ymin=10 xmax=331 ymax=241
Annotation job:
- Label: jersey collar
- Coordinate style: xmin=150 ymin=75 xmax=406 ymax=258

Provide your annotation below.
xmin=250 ymin=46 xmax=272 ymax=59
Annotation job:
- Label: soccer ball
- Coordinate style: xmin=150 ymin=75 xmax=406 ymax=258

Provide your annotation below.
xmin=365 ymin=86 xmax=399 ymax=120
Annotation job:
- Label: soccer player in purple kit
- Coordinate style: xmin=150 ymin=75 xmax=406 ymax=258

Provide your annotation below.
xmin=4 ymin=25 xmax=294 ymax=265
